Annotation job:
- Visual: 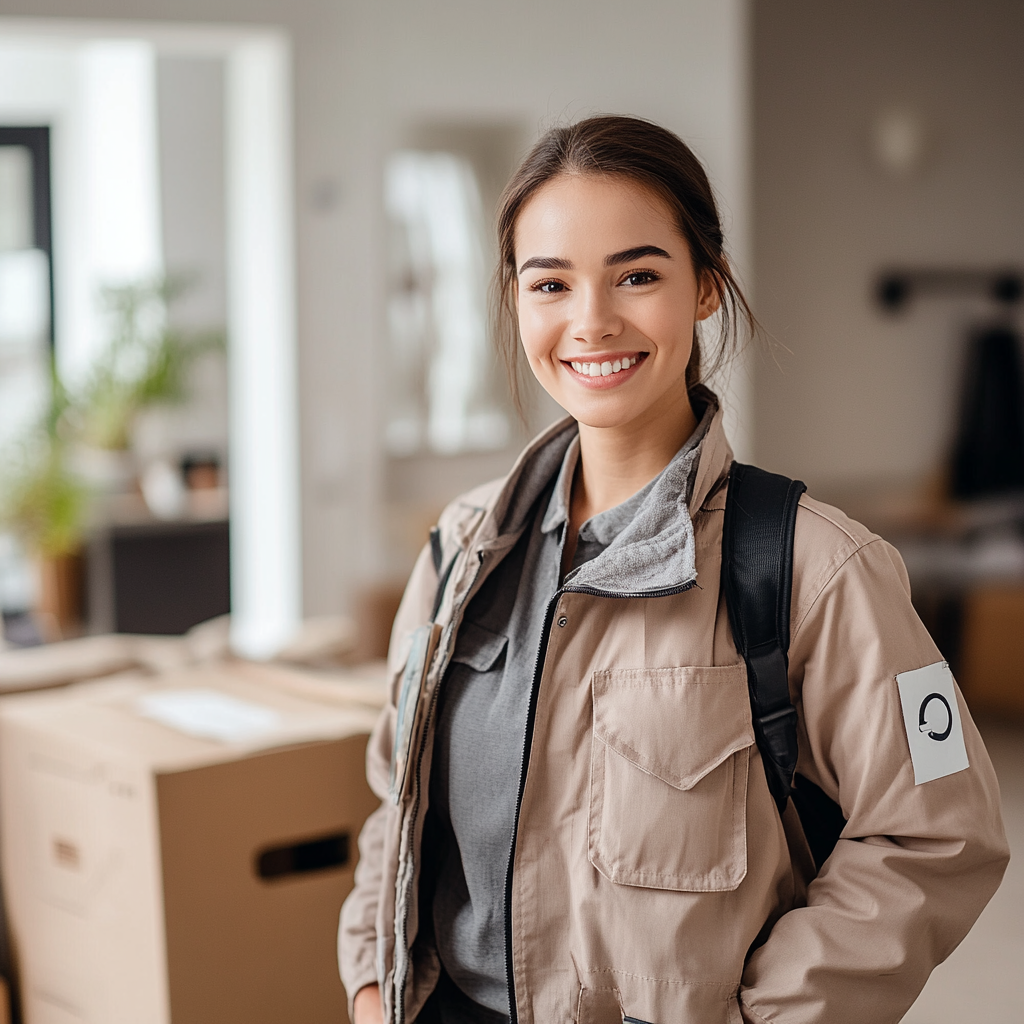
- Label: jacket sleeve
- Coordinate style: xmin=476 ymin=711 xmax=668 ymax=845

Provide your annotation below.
xmin=739 ymin=534 xmax=1010 ymax=1024
xmin=338 ymin=542 xmax=438 ymax=1013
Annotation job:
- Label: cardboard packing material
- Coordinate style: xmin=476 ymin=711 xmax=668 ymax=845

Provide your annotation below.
xmin=0 ymin=614 xmax=370 ymax=698
xmin=0 ymin=619 xmax=230 ymax=698
xmin=0 ymin=634 xmax=147 ymax=696
xmin=0 ymin=663 xmax=383 ymax=1024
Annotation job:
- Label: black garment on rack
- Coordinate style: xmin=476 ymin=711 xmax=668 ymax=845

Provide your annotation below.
xmin=950 ymin=325 xmax=1024 ymax=499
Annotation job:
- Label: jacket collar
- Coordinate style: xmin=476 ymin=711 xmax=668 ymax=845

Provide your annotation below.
xmin=556 ymin=398 xmax=716 ymax=595
xmin=456 ymin=388 xmax=734 ymax=591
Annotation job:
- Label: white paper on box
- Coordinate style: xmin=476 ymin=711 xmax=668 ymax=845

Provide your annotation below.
xmin=136 ymin=688 xmax=282 ymax=743
xmin=896 ymin=662 xmax=970 ymax=785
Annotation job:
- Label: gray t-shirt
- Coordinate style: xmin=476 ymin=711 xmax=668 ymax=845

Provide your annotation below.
xmin=423 ymin=411 xmax=711 ymax=1023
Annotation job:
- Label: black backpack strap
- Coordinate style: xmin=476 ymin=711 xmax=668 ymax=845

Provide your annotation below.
xmin=789 ymin=774 xmax=849 ymax=872
xmin=721 ymin=463 xmax=806 ymax=814
xmin=722 ymin=463 xmax=848 ymax=871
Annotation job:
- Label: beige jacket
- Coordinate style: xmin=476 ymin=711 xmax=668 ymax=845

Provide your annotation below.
xmin=339 ymin=406 xmax=1009 ymax=1024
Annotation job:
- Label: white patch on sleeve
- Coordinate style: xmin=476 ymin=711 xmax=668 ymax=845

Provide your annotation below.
xmin=897 ymin=662 xmax=970 ymax=785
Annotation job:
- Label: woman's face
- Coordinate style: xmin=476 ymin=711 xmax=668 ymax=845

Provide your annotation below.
xmin=514 ymin=173 xmax=719 ymax=432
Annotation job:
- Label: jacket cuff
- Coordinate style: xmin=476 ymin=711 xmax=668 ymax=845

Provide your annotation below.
xmin=346 ymin=968 xmax=381 ymax=1021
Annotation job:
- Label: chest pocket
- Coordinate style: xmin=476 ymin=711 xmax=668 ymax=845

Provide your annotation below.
xmin=449 ymin=619 xmax=508 ymax=672
xmin=588 ymin=664 xmax=754 ymax=892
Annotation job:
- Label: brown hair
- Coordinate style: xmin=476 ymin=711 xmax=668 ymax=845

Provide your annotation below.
xmin=492 ymin=114 xmax=754 ymax=410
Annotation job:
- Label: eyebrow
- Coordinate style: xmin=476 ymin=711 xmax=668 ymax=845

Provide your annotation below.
xmin=518 ymin=256 xmax=573 ymax=274
xmin=605 ymin=245 xmax=672 ymax=266
xmin=518 ymin=245 xmax=672 ymax=275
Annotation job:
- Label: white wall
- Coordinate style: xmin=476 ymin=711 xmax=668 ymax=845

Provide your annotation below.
xmin=752 ymin=0 xmax=1024 ymax=495
xmin=1 ymin=0 xmax=751 ymax=615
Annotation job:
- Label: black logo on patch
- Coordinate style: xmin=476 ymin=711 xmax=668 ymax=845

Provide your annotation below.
xmin=918 ymin=693 xmax=952 ymax=742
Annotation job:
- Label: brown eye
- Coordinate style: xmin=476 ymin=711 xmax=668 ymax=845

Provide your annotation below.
xmin=534 ymin=280 xmax=566 ymax=293
xmin=622 ymin=270 xmax=660 ymax=287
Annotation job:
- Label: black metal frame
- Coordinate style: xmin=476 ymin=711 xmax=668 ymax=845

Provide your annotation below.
xmin=0 ymin=125 xmax=54 ymax=347
xmin=876 ymin=266 xmax=1023 ymax=312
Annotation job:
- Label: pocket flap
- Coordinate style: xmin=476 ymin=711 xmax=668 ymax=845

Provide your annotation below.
xmin=592 ymin=664 xmax=754 ymax=790
xmin=450 ymin=620 xmax=508 ymax=672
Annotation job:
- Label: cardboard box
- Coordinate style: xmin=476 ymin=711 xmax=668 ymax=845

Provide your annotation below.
xmin=0 ymin=664 xmax=382 ymax=1024
xmin=960 ymin=585 xmax=1024 ymax=720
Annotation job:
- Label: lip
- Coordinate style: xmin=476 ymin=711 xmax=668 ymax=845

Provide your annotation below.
xmin=561 ymin=351 xmax=648 ymax=389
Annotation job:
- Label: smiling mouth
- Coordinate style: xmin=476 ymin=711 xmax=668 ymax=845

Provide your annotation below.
xmin=564 ymin=353 xmax=648 ymax=378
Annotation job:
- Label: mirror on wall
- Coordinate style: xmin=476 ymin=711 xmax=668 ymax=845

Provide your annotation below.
xmin=384 ymin=148 xmax=507 ymax=457
xmin=382 ymin=122 xmax=527 ymax=460
xmin=378 ymin=122 xmax=532 ymax=576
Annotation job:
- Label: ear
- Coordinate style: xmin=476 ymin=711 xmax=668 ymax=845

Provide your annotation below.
xmin=695 ymin=270 xmax=722 ymax=322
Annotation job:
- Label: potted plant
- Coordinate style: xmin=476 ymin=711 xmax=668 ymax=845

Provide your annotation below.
xmin=0 ymin=277 xmax=224 ymax=639
xmin=0 ymin=370 xmax=88 ymax=638
xmin=78 ymin=277 xmax=224 ymax=453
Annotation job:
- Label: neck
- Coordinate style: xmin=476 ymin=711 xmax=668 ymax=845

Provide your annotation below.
xmin=559 ymin=389 xmax=698 ymax=579
xmin=571 ymin=390 xmax=699 ymax=526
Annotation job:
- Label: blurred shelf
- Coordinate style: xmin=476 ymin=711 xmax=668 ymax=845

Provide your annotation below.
xmin=91 ymin=487 xmax=229 ymax=529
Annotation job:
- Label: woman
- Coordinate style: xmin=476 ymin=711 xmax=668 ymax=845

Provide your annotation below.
xmin=340 ymin=115 xmax=1008 ymax=1024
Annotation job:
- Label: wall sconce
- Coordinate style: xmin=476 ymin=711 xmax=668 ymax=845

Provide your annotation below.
xmin=870 ymin=107 xmax=931 ymax=179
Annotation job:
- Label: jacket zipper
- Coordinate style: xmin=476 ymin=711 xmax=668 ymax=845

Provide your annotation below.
xmin=396 ymin=550 xmax=485 ymax=1024
xmin=502 ymin=577 xmax=696 ymax=1024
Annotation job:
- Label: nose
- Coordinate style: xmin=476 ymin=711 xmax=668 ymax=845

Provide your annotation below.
xmin=570 ymin=282 xmax=623 ymax=346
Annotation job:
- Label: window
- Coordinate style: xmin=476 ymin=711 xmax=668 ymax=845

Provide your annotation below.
xmin=0 ymin=126 xmax=52 ymax=450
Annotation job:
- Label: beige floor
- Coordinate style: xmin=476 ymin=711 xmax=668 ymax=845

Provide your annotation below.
xmin=902 ymin=720 xmax=1023 ymax=1024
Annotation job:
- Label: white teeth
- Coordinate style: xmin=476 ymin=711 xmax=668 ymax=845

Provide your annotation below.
xmin=571 ymin=356 xmax=640 ymax=376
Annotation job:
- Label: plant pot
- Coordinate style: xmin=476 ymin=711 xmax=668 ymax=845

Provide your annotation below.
xmin=35 ymin=551 xmax=85 ymax=641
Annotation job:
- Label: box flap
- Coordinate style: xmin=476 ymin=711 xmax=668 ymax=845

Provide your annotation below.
xmin=0 ymin=664 xmax=380 ymax=772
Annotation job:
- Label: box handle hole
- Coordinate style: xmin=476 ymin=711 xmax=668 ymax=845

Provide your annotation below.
xmin=256 ymin=831 xmax=350 ymax=881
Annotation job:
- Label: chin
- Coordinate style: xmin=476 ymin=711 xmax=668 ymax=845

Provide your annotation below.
xmin=559 ymin=396 xmax=644 ymax=430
